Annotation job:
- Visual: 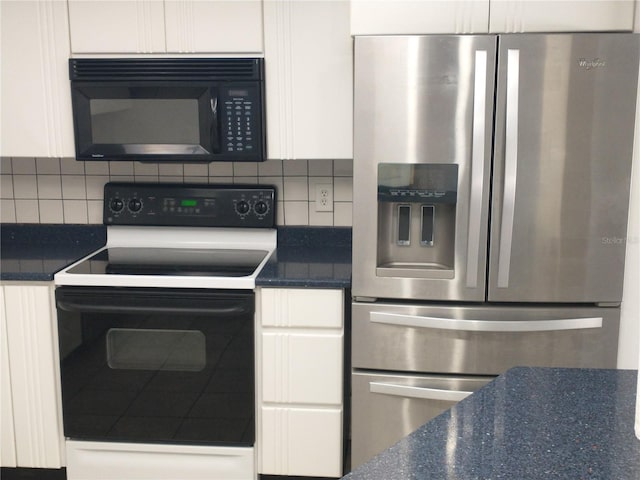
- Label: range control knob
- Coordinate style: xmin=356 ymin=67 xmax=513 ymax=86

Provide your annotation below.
xmin=235 ymin=200 xmax=250 ymax=215
xmin=128 ymin=198 xmax=143 ymax=213
xmin=254 ymin=200 xmax=269 ymax=216
xmin=109 ymin=198 xmax=124 ymax=213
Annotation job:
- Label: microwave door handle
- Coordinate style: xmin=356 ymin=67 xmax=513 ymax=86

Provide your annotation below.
xmin=210 ymin=94 xmax=221 ymax=153
xmin=370 ymin=311 xmax=603 ymax=332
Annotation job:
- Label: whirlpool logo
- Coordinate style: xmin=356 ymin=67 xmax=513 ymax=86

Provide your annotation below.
xmin=578 ymin=58 xmax=606 ymax=70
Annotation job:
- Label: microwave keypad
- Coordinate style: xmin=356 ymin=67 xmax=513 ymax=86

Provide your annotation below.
xmin=224 ymin=97 xmax=257 ymax=153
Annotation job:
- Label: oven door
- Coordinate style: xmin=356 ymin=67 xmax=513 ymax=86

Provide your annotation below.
xmin=55 ymin=287 xmax=255 ymax=446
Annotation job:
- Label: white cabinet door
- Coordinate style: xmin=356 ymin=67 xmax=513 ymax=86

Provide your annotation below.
xmin=258 ymin=288 xmax=344 ymax=477
xmin=0 ymin=1 xmax=74 ymax=158
xmin=264 ymin=0 xmax=353 ymax=159
xmin=260 ymin=406 xmax=343 ymax=477
xmin=0 ymin=288 xmax=16 ymax=468
xmin=489 ymin=0 xmax=635 ymax=32
xmin=3 ymin=284 xmax=64 ymax=468
xmin=68 ymin=0 xmax=165 ymax=53
xmin=350 ymin=0 xmax=490 ymax=34
xmin=262 ymin=332 xmax=343 ymax=404
xmin=261 ymin=288 xmax=343 ymax=328
xmin=164 ymin=0 xmax=263 ymax=53
xmin=69 ymin=0 xmax=263 ymax=54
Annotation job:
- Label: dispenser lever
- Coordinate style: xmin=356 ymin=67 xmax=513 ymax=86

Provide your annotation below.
xmin=397 ymin=204 xmax=411 ymax=246
xmin=421 ymin=205 xmax=434 ymax=246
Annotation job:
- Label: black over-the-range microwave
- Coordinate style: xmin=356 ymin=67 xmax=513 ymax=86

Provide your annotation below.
xmin=69 ymin=57 xmax=266 ymax=162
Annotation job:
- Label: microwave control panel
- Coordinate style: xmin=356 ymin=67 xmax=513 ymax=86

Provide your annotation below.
xmin=221 ymin=87 xmax=261 ymax=155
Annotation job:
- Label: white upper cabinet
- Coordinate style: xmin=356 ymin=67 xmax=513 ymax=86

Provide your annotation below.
xmin=0 ymin=1 xmax=75 ymax=158
xmin=263 ymin=0 xmax=353 ymax=159
xmin=350 ymin=0 xmax=490 ymax=35
xmin=68 ymin=0 xmax=263 ymax=54
xmin=489 ymin=0 xmax=635 ymax=32
xmin=350 ymin=0 xmax=635 ymax=35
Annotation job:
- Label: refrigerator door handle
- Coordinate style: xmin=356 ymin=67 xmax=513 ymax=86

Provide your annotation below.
xmin=369 ymin=381 xmax=472 ymax=402
xmin=370 ymin=311 xmax=603 ymax=332
xmin=497 ymin=48 xmax=520 ymax=289
xmin=466 ymin=50 xmax=488 ymax=289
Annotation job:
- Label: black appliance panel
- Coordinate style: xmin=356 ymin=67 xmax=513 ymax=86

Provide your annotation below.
xmin=56 ymin=287 xmax=255 ymax=446
xmin=69 ymin=58 xmax=266 ymax=162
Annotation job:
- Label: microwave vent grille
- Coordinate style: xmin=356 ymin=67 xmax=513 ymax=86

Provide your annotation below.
xmin=70 ymin=58 xmax=263 ymax=81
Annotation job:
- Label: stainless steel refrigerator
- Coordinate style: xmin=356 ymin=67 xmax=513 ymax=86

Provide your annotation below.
xmin=351 ymin=34 xmax=639 ymax=469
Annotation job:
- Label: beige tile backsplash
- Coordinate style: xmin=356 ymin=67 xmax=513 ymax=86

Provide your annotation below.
xmin=0 ymin=157 xmax=353 ymax=227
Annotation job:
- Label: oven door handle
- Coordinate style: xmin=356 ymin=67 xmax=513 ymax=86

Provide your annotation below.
xmin=369 ymin=381 xmax=472 ymax=402
xmin=56 ymin=300 xmax=251 ymax=316
xmin=55 ymin=288 xmax=254 ymax=316
xmin=370 ymin=312 xmax=603 ymax=332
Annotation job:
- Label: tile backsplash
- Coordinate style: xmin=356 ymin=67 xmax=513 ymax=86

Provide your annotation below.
xmin=0 ymin=157 xmax=353 ymax=227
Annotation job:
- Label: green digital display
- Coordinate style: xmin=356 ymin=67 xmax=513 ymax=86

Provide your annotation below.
xmin=181 ymin=199 xmax=198 ymax=207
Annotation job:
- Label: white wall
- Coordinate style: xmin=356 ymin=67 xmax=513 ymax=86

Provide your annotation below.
xmin=617 ymin=1 xmax=640 ymax=369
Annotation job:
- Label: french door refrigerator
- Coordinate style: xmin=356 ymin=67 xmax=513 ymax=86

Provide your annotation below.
xmin=351 ymin=34 xmax=639 ymax=469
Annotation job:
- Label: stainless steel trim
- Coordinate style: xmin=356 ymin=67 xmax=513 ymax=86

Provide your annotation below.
xmin=497 ymin=48 xmax=520 ymax=289
xmin=466 ymin=49 xmax=487 ymax=289
xmin=369 ymin=381 xmax=472 ymax=402
xmin=370 ymin=311 xmax=603 ymax=332
xmin=375 ymin=266 xmax=454 ymax=279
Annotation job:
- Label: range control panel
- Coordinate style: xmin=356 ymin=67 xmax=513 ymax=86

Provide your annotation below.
xmin=103 ymin=182 xmax=276 ymax=228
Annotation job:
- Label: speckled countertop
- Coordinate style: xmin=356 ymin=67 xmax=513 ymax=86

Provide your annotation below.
xmin=0 ymin=224 xmax=351 ymax=288
xmin=0 ymin=225 xmax=107 ymax=281
xmin=343 ymin=367 xmax=640 ymax=480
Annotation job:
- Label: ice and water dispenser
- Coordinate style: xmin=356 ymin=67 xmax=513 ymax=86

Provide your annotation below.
xmin=376 ymin=163 xmax=458 ymax=279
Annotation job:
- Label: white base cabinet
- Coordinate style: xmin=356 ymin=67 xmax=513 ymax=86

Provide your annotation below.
xmin=1 ymin=283 xmax=64 ymax=468
xmin=0 ymin=288 xmax=17 ymax=467
xmin=257 ymin=288 xmax=344 ymax=478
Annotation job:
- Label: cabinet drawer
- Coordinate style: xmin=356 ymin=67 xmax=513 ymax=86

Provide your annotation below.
xmin=260 ymin=406 xmax=342 ymax=477
xmin=261 ymin=288 xmax=343 ymax=328
xmin=262 ymin=332 xmax=343 ymax=405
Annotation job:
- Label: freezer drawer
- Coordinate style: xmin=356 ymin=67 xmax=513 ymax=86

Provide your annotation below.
xmin=352 ymin=302 xmax=619 ymax=375
xmin=351 ymin=371 xmax=492 ymax=469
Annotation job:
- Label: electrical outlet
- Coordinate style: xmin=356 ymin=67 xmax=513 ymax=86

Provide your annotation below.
xmin=315 ymin=183 xmax=333 ymax=212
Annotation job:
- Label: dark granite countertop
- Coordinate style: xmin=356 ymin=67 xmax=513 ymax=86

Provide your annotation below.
xmin=0 ymin=224 xmax=351 ymax=288
xmin=343 ymin=367 xmax=640 ymax=480
xmin=257 ymin=226 xmax=351 ymax=288
xmin=0 ymin=224 xmax=107 ymax=281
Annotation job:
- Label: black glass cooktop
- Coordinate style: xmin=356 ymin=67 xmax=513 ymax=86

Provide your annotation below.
xmin=67 ymin=247 xmax=269 ymax=277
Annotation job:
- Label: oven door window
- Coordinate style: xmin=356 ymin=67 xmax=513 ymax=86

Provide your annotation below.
xmin=56 ymin=287 xmax=254 ymax=446
xmin=106 ymin=329 xmax=206 ymax=372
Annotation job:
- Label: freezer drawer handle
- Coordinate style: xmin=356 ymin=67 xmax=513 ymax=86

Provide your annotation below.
xmin=497 ymin=48 xmax=520 ymax=288
xmin=370 ymin=312 xmax=603 ymax=332
xmin=369 ymin=382 xmax=471 ymax=402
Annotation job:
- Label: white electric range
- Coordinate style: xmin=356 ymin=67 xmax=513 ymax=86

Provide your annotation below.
xmin=54 ymin=182 xmax=276 ymax=480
